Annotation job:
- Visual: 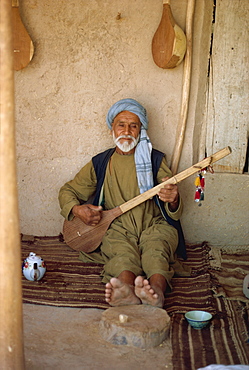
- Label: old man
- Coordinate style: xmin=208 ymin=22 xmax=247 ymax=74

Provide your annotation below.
xmin=59 ymin=98 xmax=189 ymax=308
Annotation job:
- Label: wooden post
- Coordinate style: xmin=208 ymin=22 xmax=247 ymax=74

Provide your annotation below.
xmin=0 ymin=0 xmax=25 ymax=368
xmin=170 ymin=0 xmax=195 ymax=175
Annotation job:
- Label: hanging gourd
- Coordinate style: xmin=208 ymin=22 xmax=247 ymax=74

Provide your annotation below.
xmin=152 ymin=0 xmax=186 ymax=69
xmin=12 ymin=0 xmax=34 ymax=70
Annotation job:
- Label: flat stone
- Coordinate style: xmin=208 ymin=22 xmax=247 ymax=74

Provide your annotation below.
xmin=99 ymin=305 xmax=171 ymax=349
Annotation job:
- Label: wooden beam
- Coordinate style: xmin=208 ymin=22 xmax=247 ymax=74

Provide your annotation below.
xmin=0 ymin=0 xmax=25 ymax=368
xmin=170 ymin=0 xmax=196 ymax=175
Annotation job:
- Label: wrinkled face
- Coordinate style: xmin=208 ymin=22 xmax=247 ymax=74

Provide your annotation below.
xmin=111 ymin=111 xmax=141 ymax=155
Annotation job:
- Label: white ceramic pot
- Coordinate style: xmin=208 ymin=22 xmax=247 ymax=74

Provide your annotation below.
xmin=22 ymin=252 xmax=46 ymax=281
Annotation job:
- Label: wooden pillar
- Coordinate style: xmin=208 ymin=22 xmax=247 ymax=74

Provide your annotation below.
xmin=170 ymin=0 xmax=195 ymax=175
xmin=0 ymin=0 xmax=25 ymax=368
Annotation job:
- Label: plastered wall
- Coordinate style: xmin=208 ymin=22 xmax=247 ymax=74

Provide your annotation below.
xmin=14 ymin=0 xmax=248 ymax=246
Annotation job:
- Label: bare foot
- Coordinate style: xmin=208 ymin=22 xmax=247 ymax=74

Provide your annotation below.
xmin=134 ymin=276 xmax=165 ymax=308
xmin=105 ymin=277 xmax=141 ymax=306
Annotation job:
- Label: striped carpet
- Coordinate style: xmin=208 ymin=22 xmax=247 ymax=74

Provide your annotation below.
xmin=171 ymin=298 xmax=249 ymax=369
xmin=209 ymin=246 xmax=249 ymax=303
xmin=21 ymin=236 xmax=212 ymax=311
xmin=21 ymin=235 xmax=249 ymax=368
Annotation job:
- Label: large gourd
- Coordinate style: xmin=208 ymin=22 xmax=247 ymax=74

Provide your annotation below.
xmin=152 ymin=0 xmax=186 ymax=69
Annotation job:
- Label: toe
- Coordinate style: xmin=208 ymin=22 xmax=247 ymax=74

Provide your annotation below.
xmin=134 ymin=276 xmax=144 ymax=287
xmin=143 ymin=279 xmax=150 ymax=286
xmin=110 ymin=277 xmax=122 ymax=288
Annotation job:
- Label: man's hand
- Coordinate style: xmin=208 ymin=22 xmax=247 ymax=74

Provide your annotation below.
xmin=157 ymin=177 xmax=179 ymax=211
xmin=72 ymin=204 xmax=102 ymax=226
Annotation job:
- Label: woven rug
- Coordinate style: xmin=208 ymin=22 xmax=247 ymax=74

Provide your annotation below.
xmin=21 ymin=235 xmax=212 ymax=312
xmin=171 ymin=298 xmax=249 ymax=369
xmin=209 ymin=246 xmax=249 ymax=303
xmin=21 ymin=236 xmax=249 ymax=369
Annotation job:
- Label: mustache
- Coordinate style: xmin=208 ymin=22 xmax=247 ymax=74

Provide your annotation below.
xmin=114 ymin=135 xmax=137 ymax=143
xmin=112 ymin=132 xmax=140 ymax=153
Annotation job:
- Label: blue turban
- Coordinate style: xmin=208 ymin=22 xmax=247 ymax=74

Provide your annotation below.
xmin=106 ymin=98 xmax=148 ymax=130
xmin=106 ymin=98 xmax=153 ymax=194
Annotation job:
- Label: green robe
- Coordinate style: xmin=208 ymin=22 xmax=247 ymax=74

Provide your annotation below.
xmin=59 ymin=151 xmax=190 ymax=286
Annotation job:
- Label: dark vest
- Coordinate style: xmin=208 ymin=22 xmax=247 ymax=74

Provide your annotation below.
xmin=92 ymin=148 xmax=187 ymax=259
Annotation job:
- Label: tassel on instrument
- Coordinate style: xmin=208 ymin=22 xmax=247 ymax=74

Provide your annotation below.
xmin=194 ymin=163 xmax=214 ymax=205
xmin=194 ymin=170 xmax=206 ymax=205
xmin=194 ymin=187 xmax=201 ymax=201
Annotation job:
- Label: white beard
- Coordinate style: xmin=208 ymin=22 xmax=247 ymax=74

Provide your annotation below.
xmin=113 ymin=133 xmax=140 ymax=153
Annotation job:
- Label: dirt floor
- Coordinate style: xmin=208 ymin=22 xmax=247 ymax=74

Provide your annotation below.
xmin=23 ymin=304 xmax=173 ymax=370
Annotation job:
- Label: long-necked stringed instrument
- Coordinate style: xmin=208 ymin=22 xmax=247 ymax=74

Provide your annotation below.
xmin=63 ymin=147 xmax=231 ymax=252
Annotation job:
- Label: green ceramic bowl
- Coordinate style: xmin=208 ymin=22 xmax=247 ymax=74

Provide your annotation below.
xmin=185 ymin=310 xmax=212 ymax=329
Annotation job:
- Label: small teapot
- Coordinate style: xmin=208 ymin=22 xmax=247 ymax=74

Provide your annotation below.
xmin=22 ymin=252 xmax=46 ymax=281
